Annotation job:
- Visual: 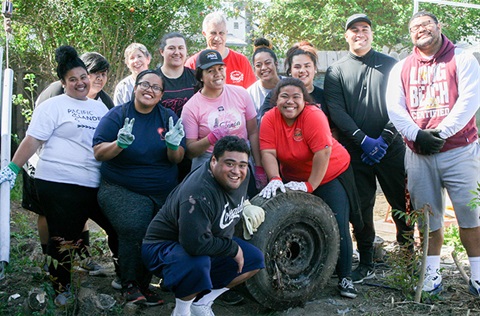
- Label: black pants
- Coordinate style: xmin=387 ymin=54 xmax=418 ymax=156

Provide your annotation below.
xmin=35 ymin=179 xmax=118 ymax=291
xmin=351 ymin=145 xmax=413 ymax=266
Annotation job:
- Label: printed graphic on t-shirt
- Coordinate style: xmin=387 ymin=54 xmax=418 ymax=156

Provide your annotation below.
xmin=162 ymin=97 xmax=189 ymax=115
xmin=68 ymin=108 xmax=103 ymax=130
xmin=219 ymin=198 xmax=244 ymax=229
xmin=408 ymin=63 xmax=450 ymax=120
xmin=208 ymin=106 xmax=242 ymax=131
xmin=230 ymin=70 xmax=244 ymax=83
xmin=293 ymin=128 xmax=303 ymax=142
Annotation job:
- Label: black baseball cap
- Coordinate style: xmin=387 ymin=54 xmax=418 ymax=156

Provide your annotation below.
xmin=345 ymin=13 xmax=372 ymax=30
xmin=196 ymin=49 xmax=225 ymax=70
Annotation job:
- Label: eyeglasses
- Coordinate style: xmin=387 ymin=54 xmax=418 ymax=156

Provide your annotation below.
xmin=137 ymin=81 xmax=163 ymax=93
xmin=409 ymin=20 xmax=435 ymax=33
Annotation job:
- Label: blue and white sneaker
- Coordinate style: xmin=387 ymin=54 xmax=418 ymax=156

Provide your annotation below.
xmin=469 ymin=278 xmax=480 ymax=297
xmin=422 ymin=270 xmax=443 ymax=294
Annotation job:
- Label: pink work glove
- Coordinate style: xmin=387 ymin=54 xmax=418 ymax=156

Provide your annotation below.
xmin=207 ymin=126 xmax=229 ymax=145
xmin=254 ymin=166 xmax=268 ymax=190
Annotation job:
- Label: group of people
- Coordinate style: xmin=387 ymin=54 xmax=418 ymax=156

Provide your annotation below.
xmin=0 ymin=9 xmax=479 ymax=316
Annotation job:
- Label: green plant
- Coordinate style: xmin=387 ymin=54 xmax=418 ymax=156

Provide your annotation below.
xmin=12 ymin=73 xmax=37 ymax=124
xmin=9 ymin=172 xmax=23 ymax=202
xmin=444 ymin=225 xmax=464 ymax=253
xmin=468 ymin=181 xmax=480 ymax=209
xmin=383 ymin=208 xmax=424 ymax=299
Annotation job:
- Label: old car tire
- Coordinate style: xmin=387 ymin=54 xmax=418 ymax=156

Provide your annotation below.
xmin=245 ymin=190 xmax=340 ymax=311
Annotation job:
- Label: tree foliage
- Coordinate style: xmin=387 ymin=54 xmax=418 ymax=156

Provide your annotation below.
xmin=6 ymin=0 xmax=219 ymax=94
xmin=247 ymin=0 xmax=480 ymax=55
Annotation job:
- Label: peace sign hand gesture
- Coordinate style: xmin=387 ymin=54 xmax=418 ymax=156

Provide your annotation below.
xmin=117 ymin=117 xmax=135 ymax=149
xmin=165 ymin=117 xmax=185 ymax=150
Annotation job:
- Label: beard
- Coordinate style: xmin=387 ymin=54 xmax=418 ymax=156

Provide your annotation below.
xmin=414 ymin=31 xmax=441 ymax=50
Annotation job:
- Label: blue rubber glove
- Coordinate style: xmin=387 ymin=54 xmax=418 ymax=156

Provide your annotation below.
xmin=0 ymin=162 xmax=21 ymax=189
xmin=361 ymin=136 xmax=388 ymax=162
xmin=117 ymin=118 xmax=135 ymax=149
xmin=165 ymin=117 xmax=185 ymax=150
xmin=361 ymin=153 xmax=376 ymax=166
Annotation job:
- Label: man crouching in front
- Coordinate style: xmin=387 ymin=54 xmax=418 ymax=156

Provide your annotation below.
xmin=142 ymin=135 xmax=265 ymax=316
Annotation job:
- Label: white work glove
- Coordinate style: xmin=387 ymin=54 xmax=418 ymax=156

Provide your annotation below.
xmin=242 ymin=200 xmax=265 ymax=240
xmin=0 ymin=162 xmax=21 ymax=190
xmin=117 ymin=117 xmax=135 ymax=149
xmin=259 ymin=177 xmax=285 ymax=199
xmin=165 ymin=117 xmax=185 ymax=150
xmin=285 ymin=181 xmax=313 ymax=193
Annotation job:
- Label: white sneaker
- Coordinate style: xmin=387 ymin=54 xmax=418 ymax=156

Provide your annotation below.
xmin=422 ymin=270 xmax=443 ymax=294
xmin=191 ymin=302 xmax=214 ymax=316
xmin=171 ymin=309 xmax=191 ymax=316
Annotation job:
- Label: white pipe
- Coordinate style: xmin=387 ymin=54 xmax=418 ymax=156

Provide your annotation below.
xmin=417 ymin=0 xmax=480 ymax=9
xmin=0 ymin=61 xmax=13 ymax=278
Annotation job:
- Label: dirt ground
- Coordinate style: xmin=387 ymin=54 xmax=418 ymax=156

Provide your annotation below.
xmin=2 ymin=193 xmax=480 ymax=315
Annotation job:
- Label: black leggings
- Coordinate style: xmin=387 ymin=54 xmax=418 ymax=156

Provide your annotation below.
xmin=35 ymin=179 xmax=118 ymax=291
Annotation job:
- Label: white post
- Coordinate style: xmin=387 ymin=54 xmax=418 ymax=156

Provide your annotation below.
xmin=413 ymin=0 xmax=419 ymax=13
xmin=0 ymin=46 xmax=13 ymax=279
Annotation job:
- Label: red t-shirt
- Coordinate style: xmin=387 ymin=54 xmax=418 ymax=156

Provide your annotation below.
xmin=185 ymin=49 xmax=256 ymax=89
xmin=260 ymin=105 xmax=350 ymax=185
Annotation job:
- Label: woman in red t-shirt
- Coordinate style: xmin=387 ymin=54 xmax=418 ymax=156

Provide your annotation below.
xmin=259 ymin=77 xmax=361 ymax=299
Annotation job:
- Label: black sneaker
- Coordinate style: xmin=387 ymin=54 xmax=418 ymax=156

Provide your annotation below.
xmin=124 ymin=283 xmax=146 ymax=304
xmin=141 ymin=288 xmax=164 ymax=306
xmin=351 ymin=264 xmax=375 ymax=284
xmin=338 ymin=277 xmax=358 ymax=299
xmin=218 ymin=290 xmax=244 ymax=305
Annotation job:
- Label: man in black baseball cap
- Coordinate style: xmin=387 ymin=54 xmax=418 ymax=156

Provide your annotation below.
xmin=195 ymin=49 xmax=225 ymax=70
xmin=325 ymin=13 xmax=413 ymax=285
xmin=345 ymin=13 xmax=371 ymax=30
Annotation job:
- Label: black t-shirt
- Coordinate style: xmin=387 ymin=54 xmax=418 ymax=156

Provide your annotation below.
xmin=157 ymin=67 xmax=197 ymax=116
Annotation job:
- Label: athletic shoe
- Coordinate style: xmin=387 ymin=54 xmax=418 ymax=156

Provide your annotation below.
xmin=111 ymin=276 xmax=122 ymax=290
xmin=217 ymin=290 xmax=244 ymax=305
xmin=351 ymin=264 xmax=375 ymax=283
xmin=54 ymin=290 xmax=73 ymax=307
xmin=469 ymin=278 xmax=480 ymax=297
xmin=124 ymin=283 xmax=146 ymax=304
xmin=77 ymin=258 xmax=107 ymax=276
xmin=141 ymin=288 xmax=164 ymax=306
xmin=338 ymin=277 xmax=358 ymax=299
xmin=191 ymin=302 xmax=214 ymax=316
xmin=421 ymin=270 xmax=443 ymax=294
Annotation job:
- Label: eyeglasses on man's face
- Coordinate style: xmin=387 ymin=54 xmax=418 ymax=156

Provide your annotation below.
xmin=409 ymin=20 xmax=435 ymax=33
xmin=137 ymin=81 xmax=163 ymax=93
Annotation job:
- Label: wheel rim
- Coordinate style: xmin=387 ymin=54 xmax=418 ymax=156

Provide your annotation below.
xmin=265 ymin=219 xmax=328 ymax=291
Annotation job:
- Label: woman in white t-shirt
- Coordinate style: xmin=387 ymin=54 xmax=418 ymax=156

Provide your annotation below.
xmin=0 ymin=46 xmax=108 ymax=306
xmin=181 ymin=49 xmax=266 ymax=195
xmin=113 ymin=43 xmax=152 ymax=105
xmin=247 ymin=38 xmax=281 ymax=113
